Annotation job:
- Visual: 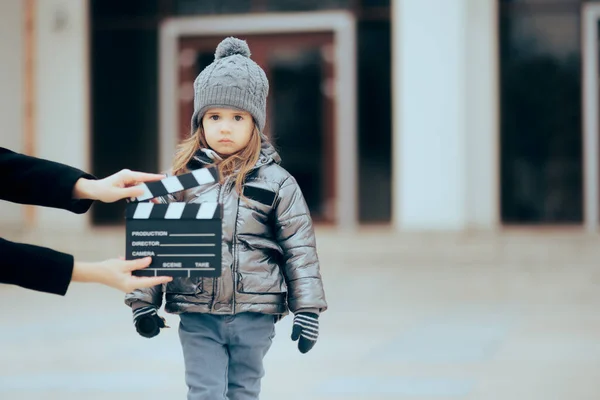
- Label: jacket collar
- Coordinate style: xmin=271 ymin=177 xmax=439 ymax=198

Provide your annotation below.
xmin=258 ymin=133 xmax=281 ymax=165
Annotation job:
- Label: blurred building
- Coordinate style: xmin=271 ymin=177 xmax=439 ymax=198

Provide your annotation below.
xmin=0 ymin=0 xmax=596 ymax=232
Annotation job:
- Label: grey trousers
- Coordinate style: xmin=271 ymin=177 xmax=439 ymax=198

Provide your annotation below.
xmin=178 ymin=312 xmax=276 ymax=400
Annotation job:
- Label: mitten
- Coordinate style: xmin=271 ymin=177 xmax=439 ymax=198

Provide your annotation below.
xmin=133 ymin=306 xmax=169 ymax=338
xmin=291 ymin=312 xmax=319 ymax=354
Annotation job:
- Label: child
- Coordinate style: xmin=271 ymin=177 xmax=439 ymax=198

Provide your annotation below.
xmin=125 ymin=37 xmax=327 ymax=400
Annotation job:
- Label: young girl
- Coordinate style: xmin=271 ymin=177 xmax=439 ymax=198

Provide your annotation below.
xmin=125 ymin=37 xmax=327 ymax=400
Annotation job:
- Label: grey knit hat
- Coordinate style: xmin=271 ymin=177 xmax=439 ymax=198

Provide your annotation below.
xmin=191 ymin=37 xmax=269 ymax=135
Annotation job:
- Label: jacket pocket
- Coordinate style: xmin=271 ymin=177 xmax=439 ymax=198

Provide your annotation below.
xmin=237 ymin=235 xmax=283 ymax=256
xmin=165 ymin=277 xmax=203 ymax=295
xmin=237 ymin=269 xmax=287 ymax=295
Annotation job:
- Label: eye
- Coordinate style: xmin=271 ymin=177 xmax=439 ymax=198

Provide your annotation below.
xmin=234 ymin=115 xmax=243 ymax=121
xmin=209 ymin=115 xmax=219 ymax=121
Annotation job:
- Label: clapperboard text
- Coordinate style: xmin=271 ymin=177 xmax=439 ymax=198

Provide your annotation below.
xmin=125 ymin=167 xmax=223 ymax=278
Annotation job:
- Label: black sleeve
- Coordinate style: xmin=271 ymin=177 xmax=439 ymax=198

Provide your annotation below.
xmin=0 ymin=237 xmax=74 ymax=296
xmin=0 ymin=147 xmax=95 ymax=213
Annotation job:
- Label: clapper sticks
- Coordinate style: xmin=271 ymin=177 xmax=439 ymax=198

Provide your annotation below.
xmin=125 ymin=166 xmax=222 ymax=278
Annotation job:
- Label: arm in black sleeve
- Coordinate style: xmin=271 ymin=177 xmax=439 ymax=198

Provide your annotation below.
xmin=0 ymin=147 xmax=95 ymax=213
xmin=0 ymin=237 xmax=73 ymax=295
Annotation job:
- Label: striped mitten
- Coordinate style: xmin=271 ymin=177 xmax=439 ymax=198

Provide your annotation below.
xmin=291 ymin=312 xmax=319 ymax=354
xmin=133 ymin=306 xmax=169 ymax=338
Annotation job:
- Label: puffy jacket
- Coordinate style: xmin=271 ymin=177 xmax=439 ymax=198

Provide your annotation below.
xmin=125 ymin=138 xmax=327 ymax=317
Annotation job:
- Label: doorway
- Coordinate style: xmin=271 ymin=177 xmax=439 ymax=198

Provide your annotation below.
xmin=177 ymin=33 xmax=335 ymax=222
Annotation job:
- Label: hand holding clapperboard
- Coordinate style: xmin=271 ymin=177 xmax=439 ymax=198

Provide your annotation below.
xmin=125 ymin=166 xmax=222 ymax=278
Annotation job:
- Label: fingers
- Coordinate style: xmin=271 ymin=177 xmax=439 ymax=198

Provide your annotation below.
xmin=124 ymin=257 xmax=152 ymax=272
xmin=122 ymin=257 xmax=173 ymax=291
xmin=291 ymin=324 xmax=302 ymax=341
xmin=96 ymin=170 xmax=163 ymax=203
xmin=122 ymin=185 xmax=146 ymax=199
xmin=118 ymin=169 xmax=165 ymax=185
xmin=128 ymin=171 xmax=165 ymax=182
xmin=298 ymin=336 xmax=315 ymax=354
xmin=129 ymin=276 xmax=173 ymax=290
xmin=111 ymin=170 xmax=165 ymax=202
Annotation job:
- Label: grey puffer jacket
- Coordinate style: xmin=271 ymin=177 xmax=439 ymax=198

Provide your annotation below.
xmin=125 ymin=138 xmax=327 ymax=317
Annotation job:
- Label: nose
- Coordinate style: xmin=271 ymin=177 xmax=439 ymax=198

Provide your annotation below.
xmin=219 ymin=120 xmax=232 ymax=134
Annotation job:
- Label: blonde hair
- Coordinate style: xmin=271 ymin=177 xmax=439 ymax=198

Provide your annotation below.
xmin=171 ymin=123 xmax=262 ymax=197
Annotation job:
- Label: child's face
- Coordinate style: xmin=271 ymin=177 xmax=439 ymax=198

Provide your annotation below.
xmin=202 ymin=108 xmax=254 ymax=156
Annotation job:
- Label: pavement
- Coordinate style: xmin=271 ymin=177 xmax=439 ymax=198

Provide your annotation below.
xmin=1 ymin=225 xmax=600 ymax=399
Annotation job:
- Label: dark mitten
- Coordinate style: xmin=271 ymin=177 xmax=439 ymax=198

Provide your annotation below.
xmin=133 ymin=306 xmax=168 ymax=338
xmin=291 ymin=312 xmax=319 ymax=354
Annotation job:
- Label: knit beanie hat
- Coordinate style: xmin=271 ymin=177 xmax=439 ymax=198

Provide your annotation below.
xmin=191 ymin=37 xmax=269 ymax=135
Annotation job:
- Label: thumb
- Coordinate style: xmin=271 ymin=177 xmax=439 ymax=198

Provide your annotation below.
xmin=126 ymin=257 xmax=152 ymax=272
xmin=291 ymin=323 xmax=302 ymax=341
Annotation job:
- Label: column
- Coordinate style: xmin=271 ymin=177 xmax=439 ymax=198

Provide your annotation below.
xmin=465 ymin=0 xmax=499 ymax=230
xmin=392 ymin=0 xmax=498 ymax=230
xmin=35 ymin=0 xmax=90 ymax=231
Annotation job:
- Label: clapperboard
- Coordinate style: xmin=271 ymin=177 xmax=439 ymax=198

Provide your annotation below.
xmin=126 ymin=167 xmax=222 ymax=278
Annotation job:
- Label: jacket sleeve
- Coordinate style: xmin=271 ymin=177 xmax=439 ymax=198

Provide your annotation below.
xmin=0 ymin=147 xmax=94 ymax=213
xmin=274 ymin=176 xmax=327 ymax=313
xmin=0 ymin=237 xmax=73 ymax=296
xmin=125 ymin=285 xmax=164 ymax=310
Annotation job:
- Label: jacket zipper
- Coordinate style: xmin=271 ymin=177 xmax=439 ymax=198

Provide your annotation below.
xmin=219 ymin=176 xmax=238 ymax=315
xmin=231 ymin=181 xmax=240 ymax=315
xmin=211 ymin=159 xmax=267 ymax=314
xmin=230 ymin=158 xmax=266 ymax=314
xmin=210 ymin=180 xmax=222 ymax=313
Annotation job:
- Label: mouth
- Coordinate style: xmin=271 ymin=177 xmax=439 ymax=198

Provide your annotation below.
xmin=218 ymin=139 xmax=233 ymax=143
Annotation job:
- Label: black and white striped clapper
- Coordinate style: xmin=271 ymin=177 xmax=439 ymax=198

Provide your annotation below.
xmin=126 ymin=167 xmax=222 ymax=278
xmin=132 ymin=167 xmax=219 ymax=202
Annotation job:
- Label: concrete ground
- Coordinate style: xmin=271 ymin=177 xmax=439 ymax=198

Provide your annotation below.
xmin=2 ymin=225 xmax=600 ymax=399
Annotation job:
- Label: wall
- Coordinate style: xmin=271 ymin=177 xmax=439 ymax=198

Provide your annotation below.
xmin=0 ymin=0 xmax=25 ymax=227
